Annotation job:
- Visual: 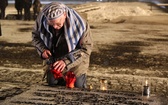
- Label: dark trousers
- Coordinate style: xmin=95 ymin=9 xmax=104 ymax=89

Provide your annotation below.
xmin=46 ymin=70 xmax=87 ymax=88
xmin=0 ymin=8 xmax=6 ymax=19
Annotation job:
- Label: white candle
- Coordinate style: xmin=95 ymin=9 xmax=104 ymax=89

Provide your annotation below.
xmin=143 ymin=80 xmax=150 ymax=97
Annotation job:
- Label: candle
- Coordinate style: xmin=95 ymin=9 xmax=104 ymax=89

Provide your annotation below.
xmin=143 ymin=80 xmax=150 ymax=97
xmin=89 ymin=84 xmax=93 ymax=90
xmin=100 ymin=79 xmax=107 ymax=90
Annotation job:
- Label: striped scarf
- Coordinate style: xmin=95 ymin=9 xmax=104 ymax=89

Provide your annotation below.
xmin=41 ymin=2 xmax=86 ymax=52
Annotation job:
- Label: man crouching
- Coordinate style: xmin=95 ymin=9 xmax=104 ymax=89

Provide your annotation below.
xmin=32 ymin=2 xmax=93 ymax=88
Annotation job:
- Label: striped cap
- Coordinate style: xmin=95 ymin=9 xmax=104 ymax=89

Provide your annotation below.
xmin=43 ymin=2 xmax=66 ymax=20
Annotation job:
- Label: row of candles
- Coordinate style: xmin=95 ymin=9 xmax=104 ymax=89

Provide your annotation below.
xmin=89 ymin=78 xmax=150 ymax=98
xmin=89 ymin=69 xmax=150 ymax=99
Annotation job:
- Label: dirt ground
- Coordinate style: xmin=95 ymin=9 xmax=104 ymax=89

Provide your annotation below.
xmin=0 ymin=2 xmax=168 ymax=102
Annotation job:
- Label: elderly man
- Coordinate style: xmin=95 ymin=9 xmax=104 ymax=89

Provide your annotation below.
xmin=32 ymin=2 xmax=93 ymax=88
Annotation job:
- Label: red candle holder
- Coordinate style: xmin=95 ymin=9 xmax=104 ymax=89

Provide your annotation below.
xmin=65 ymin=71 xmax=76 ymax=88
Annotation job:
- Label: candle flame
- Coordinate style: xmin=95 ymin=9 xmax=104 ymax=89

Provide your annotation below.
xmin=89 ymin=85 xmax=93 ymax=90
xmin=145 ymin=80 xmax=148 ymax=86
xmin=101 ymin=86 xmax=107 ymax=90
xmin=102 ymin=86 xmax=105 ymax=90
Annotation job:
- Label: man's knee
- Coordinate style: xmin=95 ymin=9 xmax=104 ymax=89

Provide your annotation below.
xmin=75 ymin=74 xmax=87 ymax=88
xmin=47 ymin=70 xmax=66 ymax=86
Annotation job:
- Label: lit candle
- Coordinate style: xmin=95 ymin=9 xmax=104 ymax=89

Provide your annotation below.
xmin=145 ymin=80 xmax=148 ymax=86
xmin=143 ymin=80 xmax=150 ymax=97
xmin=89 ymin=84 xmax=93 ymax=90
xmin=100 ymin=79 xmax=107 ymax=90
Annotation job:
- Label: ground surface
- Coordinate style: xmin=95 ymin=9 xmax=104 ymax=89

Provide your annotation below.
xmin=2 ymin=85 xmax=167 ymax=105
xmin=0 ymin=2 xmax=168 ymax=104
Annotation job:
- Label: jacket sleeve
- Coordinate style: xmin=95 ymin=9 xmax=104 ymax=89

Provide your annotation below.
xmin=63 ymin=22 xmax=93 ymax=71
xmin=32 ymin=13 xmax=48 ymax=57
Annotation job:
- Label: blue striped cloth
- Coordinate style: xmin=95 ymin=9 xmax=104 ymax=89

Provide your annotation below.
xmin=41 ymin=2 xmax=86 ymax=52
xmin=64 ymin=7 xmax=86 ymax=52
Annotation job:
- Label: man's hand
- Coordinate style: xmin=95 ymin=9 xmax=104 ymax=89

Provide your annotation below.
xmin=42 ymin=50 xmax=51 ymax=59
xmin=53 ymin=60 xmax=66 ymax=72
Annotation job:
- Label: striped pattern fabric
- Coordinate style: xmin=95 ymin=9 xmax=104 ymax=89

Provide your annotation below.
xmin=41 ymin=2 xmax=86 ymax=52
xmin=43 ymin=2 xmax=65 ymax=20
xmin=64 ymin=7 xmax=86 ymax=52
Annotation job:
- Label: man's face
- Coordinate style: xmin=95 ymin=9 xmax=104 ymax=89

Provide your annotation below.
xmin=47 ymin=13 xmax=66 ymax=30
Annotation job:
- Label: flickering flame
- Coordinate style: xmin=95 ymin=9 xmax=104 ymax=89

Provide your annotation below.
xmin=145 ymin=80 xmax=148 ymax=86
xmin=89 ymin=85 xmax=93 ymax=90
xmin=101 ymin=86 xmax=107 ymax=90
